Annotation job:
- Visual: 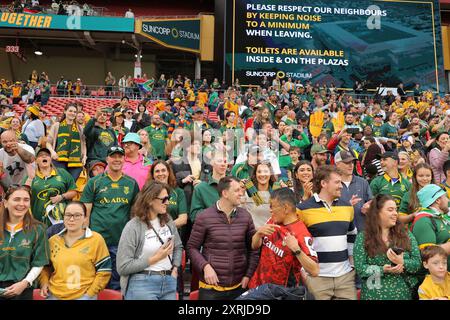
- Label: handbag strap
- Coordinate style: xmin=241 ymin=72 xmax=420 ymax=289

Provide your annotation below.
xmin=149 ymin=222 xmax=173 ymax=265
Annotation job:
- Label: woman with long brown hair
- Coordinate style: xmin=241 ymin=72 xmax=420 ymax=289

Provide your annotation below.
xmin=292 ymin=160 xmax=314 ymax=203
xmin=0 ymin=185 xmax=49 ymax=300
xmin=240 ymin=161 xmax=277 ymax=229
xmin=147 ymin=161 xmax=188 ymax=237
xmin=46 ymin=102 xmax=87 ymax=181
xmin=116 ymin=181 xmax=183 ymax=300
xmin=398 ymin=163 xmax=434 ymax=224
xmin=354 ymin=194 xmax=421 ymax=300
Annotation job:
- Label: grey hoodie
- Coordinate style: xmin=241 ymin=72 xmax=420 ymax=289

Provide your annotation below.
xmin=116 ymin=216 xmax=183 ymax=297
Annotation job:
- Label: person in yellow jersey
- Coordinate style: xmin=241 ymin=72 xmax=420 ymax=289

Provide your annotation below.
xmin=418 ymin=246 xmax=449 ymax=300
xmin=39 ymin=201 xmax=111 ymax=300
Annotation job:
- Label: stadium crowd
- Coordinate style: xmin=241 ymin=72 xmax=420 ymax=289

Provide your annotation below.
xmin=0 ymin=72 xmax=449 ymax=300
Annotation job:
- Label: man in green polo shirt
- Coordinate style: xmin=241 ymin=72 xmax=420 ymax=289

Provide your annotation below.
xmin=370 ymin=151 xmax=411 ymax=207
xmin=190 ymin=152 xmax=228 ymax=223
xmin=144 ymin=113 xmax=168 ymax=160
xmin=80 ymin=146 xmax=139 ymax=290
xmin=414 ymin=184 xmax=450 ymax=270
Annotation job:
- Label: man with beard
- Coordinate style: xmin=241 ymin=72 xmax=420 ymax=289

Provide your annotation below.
xmin=0 ymin=130 xmax=35 ymax=189
xmin=310 ymin=144 xmax=329 ymax=172
xmin=297 ymin=165 xmax=357 ymax=300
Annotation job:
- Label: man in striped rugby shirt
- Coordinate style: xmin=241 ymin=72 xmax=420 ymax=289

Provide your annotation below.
xmin=297 ymin=165 xmax=358 ymax=300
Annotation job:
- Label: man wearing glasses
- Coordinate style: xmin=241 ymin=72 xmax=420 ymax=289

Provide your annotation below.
xmin=83 ymin=106 xmax=117 ymax=169
xmin=80 ymin=146 xmax=139 ymax=290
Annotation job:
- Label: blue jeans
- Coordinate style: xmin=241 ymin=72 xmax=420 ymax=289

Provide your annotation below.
xmin=53 ymin=160 xmax=83 ymax=182
xmin=107 ymin=245 xmax=120 ymax=291
xmin=125 ymin=274 xmax=177 ymax=300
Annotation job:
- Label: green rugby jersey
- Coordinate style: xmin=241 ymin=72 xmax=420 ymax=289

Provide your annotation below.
xmin=145 ymin=124 xmax=168 ymax=160
xmin=29 ymin=168 xmax=77 ymax=227
xmin=370 ymin=173 xmax=411 ymax=208
xmin=0 ymin=223 xmax=49 ymax=282
xmin=80 ymin=172 xmax=139 ymax=247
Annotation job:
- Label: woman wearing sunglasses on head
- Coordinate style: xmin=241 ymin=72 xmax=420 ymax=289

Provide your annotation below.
xmin=39 ymin=201 xmax=111 ymax=300
xmin=117 ymin=181 xmax=183 ymax=300
xmin=0 ymin=185 xmax=50 ymax=300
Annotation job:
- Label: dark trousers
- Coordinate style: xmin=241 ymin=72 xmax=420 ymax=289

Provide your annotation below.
xmin=0 ymin=281 xmax=33 ymax=300
xmin=199 ymin=286 xmax=245 ymax=300
xmin=107 ymin=245 xmax=120 ymax=290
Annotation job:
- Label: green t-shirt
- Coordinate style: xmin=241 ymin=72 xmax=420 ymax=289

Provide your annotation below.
xmin=380 ymin=122 xmax=399 ymax=139
xmin=168 ymin=187 xmax=188 ymax=221
xmin=189 ymin=175 xmax=220 ymax=222
xmin=370 ymin=174 xmax=411 ymax=208
xmin=0 ymin=224 xmax=49 ymax=282
xmin=279 ymin=133 xmax=310 ymax=168
xmin=145 ymin=125 xmax=168 ymax=160
xmin=362 ymin=115 xmax=373 ymax=128
xmin=80 ymin=173 xmax=139 ymax=246
xmin=372 ymin=124 xmax=383 ymax=138
xmin=412 ymin=209 xmax=450 ymax=269
xmin=29 ymin=168 xmax=77 ymax=227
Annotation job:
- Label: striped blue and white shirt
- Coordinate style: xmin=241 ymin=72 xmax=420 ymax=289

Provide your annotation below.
xmin=297 ymin=193 xmax=357 ymax=277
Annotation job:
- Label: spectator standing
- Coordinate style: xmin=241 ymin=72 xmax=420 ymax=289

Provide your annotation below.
xmin=124 ymin=8 xmax=134 ymax=18
xmin=105 ymin=72 xmax=116 ymax=97
xmin=354 ymin=195 xmax=421 ymax=300
xmin=297 ymin=165 xmax=358 ymax=300
xmin=0 ymin=186 xmax=49 ymax=300
xmin=21 ymin=105 xmax=45 ymax=149
xmin=80 ymin=146 xmax=139 ymax=290
xmin=117 ymin=182 xmax=183 ymax=300
xmin=121 ymin=133 xmax=149 ymax=190
xmin=248 ymin=188 xmax=319 ymax=288
xmin=0 ymin=130 xmax=35 ymax=190
xmin=39 ymin=202 xmax=112 ymax=300
xmin=46 ymin=103 xmax=86 ymax=181
xmin=187 ymin=176 xmax=259 ymax=300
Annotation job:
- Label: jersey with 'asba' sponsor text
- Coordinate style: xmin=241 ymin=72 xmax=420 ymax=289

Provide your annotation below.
xmin=248 ymin=218 xmax=318 ymax=289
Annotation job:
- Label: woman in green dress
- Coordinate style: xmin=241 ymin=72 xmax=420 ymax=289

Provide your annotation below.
xmin=354 ymin=194 xmax=422 ymax=300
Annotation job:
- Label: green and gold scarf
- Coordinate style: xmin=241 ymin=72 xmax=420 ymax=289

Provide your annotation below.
xmin=56 ymin=120 xmax=82 ymax=167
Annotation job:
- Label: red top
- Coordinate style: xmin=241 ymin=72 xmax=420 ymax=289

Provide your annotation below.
xmin=248 ymin=218 xmax=318 ymax=289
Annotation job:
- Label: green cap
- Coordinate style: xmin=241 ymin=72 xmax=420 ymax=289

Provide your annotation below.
xmin=310 ymin=144 xmax=329 ymax=156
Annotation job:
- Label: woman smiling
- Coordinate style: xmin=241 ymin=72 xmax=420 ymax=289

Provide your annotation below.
xmin=0 ymin=186 xmax=49 ymax=300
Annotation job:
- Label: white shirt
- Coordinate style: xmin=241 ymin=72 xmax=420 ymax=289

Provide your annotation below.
xmin=125 ymin=10 xmax=134 ymax=18
xmin=140 ymin=218 xmax=173 ymax=272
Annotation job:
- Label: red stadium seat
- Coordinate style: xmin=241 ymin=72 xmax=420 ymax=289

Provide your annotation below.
xmin=97 ymin=289 xmax=123 ymax=300
xmin=181 ymin=250 xmax=186 ymax=272
xmin=357 ymin=289 xmax=361 ymax=300
xmin=189 ymin=290 xmax=199 ymax=300
xmin=33 ymin=289 xmax=45 ymax=300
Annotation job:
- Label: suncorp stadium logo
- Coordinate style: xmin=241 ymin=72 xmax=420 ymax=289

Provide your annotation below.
xmin=143 ymin=23 xmax=199 ymax=41
xmin=245 ymin=71 xmax=285 ymax=78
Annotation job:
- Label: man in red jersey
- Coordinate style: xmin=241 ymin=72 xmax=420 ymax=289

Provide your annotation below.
xmin=248 ymin=188 xmax=319 ymax=289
